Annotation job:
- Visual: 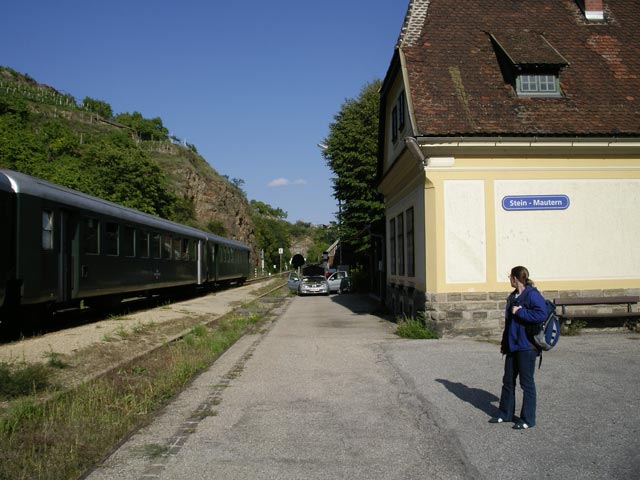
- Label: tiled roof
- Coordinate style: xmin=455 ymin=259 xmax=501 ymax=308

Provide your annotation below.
xmin=489 ymin=32 xmax=569 ymax=67
xmin=398 ymin=0 xmax=640 ymax=137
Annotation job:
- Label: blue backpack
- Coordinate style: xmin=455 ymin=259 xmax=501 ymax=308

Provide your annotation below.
xmin=520 ymin=291 xmax=561 ymax=368
xmin=532 ymin=299 xmax=561 ymax=352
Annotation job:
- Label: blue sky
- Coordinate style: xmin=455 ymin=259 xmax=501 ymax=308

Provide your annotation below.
xmin=1 ymin=1 xmax=408 ymax=225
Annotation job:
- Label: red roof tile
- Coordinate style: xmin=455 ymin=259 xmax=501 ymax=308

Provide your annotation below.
xmin=395 ymin=0 xmax=640 ymax=136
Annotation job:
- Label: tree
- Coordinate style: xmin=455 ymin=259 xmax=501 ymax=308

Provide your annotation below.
xmin=82 ymin=97 xmax=113 ymax=119
xmin=249 ymin=201 xmax=291 ymax=273
xmin=249 ymin=200 xmax=288 ymax=220
xmin=321 ymin=80 xmax=384 ymax=270
xmin=114 ymin=111 xmax=169 ymax=141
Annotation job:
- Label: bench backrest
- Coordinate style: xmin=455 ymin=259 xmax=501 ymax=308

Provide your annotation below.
xmin=553 ymin=296 xmax=639 ymax=306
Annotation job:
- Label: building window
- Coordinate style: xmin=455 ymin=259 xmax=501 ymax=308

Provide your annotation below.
xmin=406 ymin=207 xmax=414 ymax=277
xmin=389 ymin=218 xmax=396 ymax=275
xmin=397 ymin=213 xmax=405 ymax=276
xmin=398 ymin=91 xmax=406 ymax=131
xmin=42 ymin=210 xmax=54 ymax=250
xmin=391 ymin=106 xmax=398 ymax=142
xmin=516 ymin=74 xmax=560 ymax=96
xmin=391 ymin=90 xmax=406 ymax=143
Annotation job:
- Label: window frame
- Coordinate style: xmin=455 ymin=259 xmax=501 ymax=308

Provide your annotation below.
xmin=138 ymin=230 xmax=150 ymax=258
xmin=389 ymin=218 xmax=396 ymax=275
xmin=390 ymin=90 xmax=406 ymax=143
xmin=406 ymin=207 xmax=415 ymax=278
xmin=83 ymin=217 xmax=100 ymax=255
xmin=396 ymin=213 xmax=405 ymax=277
xmin=105 ymin=221 xmax=119 ymax=256
xmin=122 ymin=225 xmax=135 ymax=258
xmin=41 ymin=209 xmax=54 ymax=251
xmin=516 ymin=73 xmax=561 ymax=97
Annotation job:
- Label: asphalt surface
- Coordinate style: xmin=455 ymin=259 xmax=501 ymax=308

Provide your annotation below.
xmin=86 ymin=293 xmax=640 ymax=480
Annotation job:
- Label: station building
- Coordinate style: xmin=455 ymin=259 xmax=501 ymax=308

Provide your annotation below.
xmin=377 ymin=0 xmax=640 ymax=334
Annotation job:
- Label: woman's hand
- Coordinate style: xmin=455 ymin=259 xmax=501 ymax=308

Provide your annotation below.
xmin=511 ymin=305 xmax=522 ymax=315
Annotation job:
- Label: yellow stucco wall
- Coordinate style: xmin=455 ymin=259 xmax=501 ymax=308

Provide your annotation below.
xmin=421 ymin=155 xmax=640 ymax=294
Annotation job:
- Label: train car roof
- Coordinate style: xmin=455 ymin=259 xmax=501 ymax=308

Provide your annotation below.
xmin=0 ymin=172 xmax=12 ymax=193
xmin=0 ymin=169 xmax=250 ymax=250
xmin=205 ymin=232 xmax=251 ymax=251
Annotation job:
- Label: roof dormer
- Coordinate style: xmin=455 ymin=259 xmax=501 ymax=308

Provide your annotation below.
xmin=489 ymin=31 xmax=569 ymax=97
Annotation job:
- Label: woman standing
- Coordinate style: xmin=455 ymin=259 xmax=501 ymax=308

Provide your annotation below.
xmin=490 ymin=266 xmax=547 ymax=430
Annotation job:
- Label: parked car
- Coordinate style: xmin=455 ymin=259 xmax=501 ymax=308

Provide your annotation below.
xmin=298 ymin=275 xmax=330 ymax=296
xmin=327 ymin=271 xmax=351 ymax=294
xmin=287 ymin=272 xmax=301 ymax=291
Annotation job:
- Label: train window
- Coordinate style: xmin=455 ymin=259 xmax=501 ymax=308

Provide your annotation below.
xmin=162 ymin=235 xmax=172 ymax=259
xmin=84 ymin=217 xmax=100 ymax=254
xmin=151 ymin=233 xmax=161 ymax=259
xmin=139 ymin=231 xmax=149 ymax=258
xmin=106 ymin=222 xmax=119 ymax=256
xmin=122 ymin=226 xmax=135 ymax=257
xmin=189 ymin=240 xmax=196 ymax=261
xmin=172 ymin=238 xmax=181 ymax=260
xmin=182 ymin=239 xmax=190 ymax=261
xmin=42 ymin=210 xmax=54 ymax=250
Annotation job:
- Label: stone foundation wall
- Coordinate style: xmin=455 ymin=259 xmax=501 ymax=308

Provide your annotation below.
xmin=386 ymin=284 xmax=640 ymax=337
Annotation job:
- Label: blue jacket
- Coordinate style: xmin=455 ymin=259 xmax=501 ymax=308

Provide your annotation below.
xmin=501 ymin=285 xmax=547 ymax=353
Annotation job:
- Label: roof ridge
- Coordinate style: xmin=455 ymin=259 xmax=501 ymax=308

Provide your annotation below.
xmin=398 ymin=0 xmax=431 ymax=48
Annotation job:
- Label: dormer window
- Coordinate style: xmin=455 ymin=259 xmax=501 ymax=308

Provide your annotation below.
xmin=517 ymin=73 xmax=560 ymax=96
xmin=489 ymin=32 xmax=569 ymax=98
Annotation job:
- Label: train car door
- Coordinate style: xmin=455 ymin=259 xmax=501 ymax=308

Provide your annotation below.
xmin=58 ymin=210 xmax=80 ymax=304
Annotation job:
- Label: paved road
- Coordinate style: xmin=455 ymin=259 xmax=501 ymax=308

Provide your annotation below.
xmin=86 ymin=294 xmax=640 ymax=480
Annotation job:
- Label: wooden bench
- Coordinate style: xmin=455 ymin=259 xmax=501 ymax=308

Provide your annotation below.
xmin=553 ymin=296 xmax=640 ymax=325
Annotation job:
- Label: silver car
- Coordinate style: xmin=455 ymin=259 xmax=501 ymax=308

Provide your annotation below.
xmin=298 ymin=275 xmax=330 ymax=296
xmin=287 ymin=272 xmax=301 ymax=291
xmin=327 ymin=271 xmax=351 ymax=294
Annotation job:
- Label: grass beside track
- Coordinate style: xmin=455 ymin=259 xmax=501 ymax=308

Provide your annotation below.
xmin=0 ymin=286 xmax=289 ymax=480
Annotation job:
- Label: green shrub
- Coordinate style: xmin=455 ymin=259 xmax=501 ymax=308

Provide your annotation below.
xmin=395 ymin=314 xmax=440 ymax=339
xmin=561 ymin=319 xmax=586 ymax=336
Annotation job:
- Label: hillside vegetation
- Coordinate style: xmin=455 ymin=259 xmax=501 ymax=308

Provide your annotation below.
xmin=0 ymin=66 xmax=334 ymax=272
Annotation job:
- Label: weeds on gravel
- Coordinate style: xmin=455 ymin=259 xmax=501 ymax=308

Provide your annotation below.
xmin=0 ymin=362 xmax=51 ymax=399
xmin=0 ymin=304 xmax=272 ymax=480
xmin=395 ymin=312 xmax=440 ymax=339
xmin=561 ymin=319 xmax=587 ymax=336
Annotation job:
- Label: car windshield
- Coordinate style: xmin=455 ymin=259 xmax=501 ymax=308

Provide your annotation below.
xmin=302 ymin=276 xmax=325 ymax=283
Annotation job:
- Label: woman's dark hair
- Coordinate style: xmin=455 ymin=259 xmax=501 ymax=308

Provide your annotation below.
xmin=511 ymin=266 xmax=534 ymax=286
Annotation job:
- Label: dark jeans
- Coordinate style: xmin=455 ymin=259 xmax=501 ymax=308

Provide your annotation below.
xmin=497 ymin=349 xmax=537 ymax=426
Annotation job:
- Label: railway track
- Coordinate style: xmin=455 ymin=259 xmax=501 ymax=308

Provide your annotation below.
xmin=0 ymin=278 xmax=288 ymax=383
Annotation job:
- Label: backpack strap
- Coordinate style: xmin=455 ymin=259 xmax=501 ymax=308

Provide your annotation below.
xmin=538 ymin=351 xmax=543 ymax=369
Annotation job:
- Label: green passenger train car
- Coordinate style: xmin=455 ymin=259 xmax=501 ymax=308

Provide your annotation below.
xmin=0 ymin=169 xmax=250 ymax=320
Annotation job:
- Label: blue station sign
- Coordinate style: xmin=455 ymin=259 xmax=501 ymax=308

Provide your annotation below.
xmin=502 ymin=195 xmax=570 ymax=211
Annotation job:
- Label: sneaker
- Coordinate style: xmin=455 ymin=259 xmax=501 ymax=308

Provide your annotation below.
xmin=489 ymin=417 xmax=506 ymax=424
xmin=513 ymin=422 xmax=530 ymax=430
